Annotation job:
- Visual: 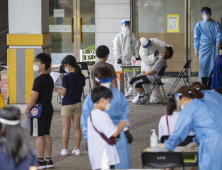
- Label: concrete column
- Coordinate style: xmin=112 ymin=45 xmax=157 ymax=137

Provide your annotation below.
xmin=7 ymin=0 xmax=51 ymax=104
xmin=0 ymin=0 xmax=8 ymax=64
xmin=95 ymin=0 xmax=131 ymax=65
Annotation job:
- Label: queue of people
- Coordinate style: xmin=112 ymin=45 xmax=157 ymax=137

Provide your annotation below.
xmin=1 ymin=5 xmax=222 ymax=170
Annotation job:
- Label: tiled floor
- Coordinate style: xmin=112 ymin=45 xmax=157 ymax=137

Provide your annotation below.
xmin=13 ymin=69 xmax=200 ymax=170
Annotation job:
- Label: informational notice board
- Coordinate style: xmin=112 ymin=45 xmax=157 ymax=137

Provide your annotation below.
xmin=167 ymin=14 xmax=180 ymax=33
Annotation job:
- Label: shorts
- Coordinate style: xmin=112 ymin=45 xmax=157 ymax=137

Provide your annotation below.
xmin=61 ymin=102 xmax=82 ymax=118
xmin=130 ymin=76 xmax=151 ymax=88
xmin=30 ymin=105 xmax=53 ymax=137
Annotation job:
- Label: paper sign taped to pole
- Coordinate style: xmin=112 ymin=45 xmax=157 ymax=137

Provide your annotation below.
xmin=167 ymin=14 xmax=180 ymax=32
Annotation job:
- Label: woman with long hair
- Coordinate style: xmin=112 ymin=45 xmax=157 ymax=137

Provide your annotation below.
xmin=55 ymin=55 xmax=85 ymax=156
xmin=159 ymin=86 xmax=222 ymax=170
xmin=0 ymin=107 xmax=37 ymax=170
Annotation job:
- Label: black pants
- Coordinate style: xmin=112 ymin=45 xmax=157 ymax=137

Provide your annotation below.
xmin=201 ymin=77 xmax=208 ymax=86
xmin=130 ymin=76 xmax=151 ymax=88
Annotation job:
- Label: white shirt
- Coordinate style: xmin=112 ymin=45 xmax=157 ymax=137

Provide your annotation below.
xmin=87 ymin=109 xmax=120 ymax=170
xmin=158 ymin=111 xmax=194 ymax=140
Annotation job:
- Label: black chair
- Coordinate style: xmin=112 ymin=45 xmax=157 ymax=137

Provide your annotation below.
xmin=138 ymin=66 xmax=167 ymax=105
xmin=168 ymin=59 xmax=192 ymax=96
xmin=141 ymin=152 xmax=185 ymax=170
xmin=77 ymin=62 xmax=92 ymax=98
xmin=161 ymin=135 xmax=195 ymax=146
xmin=161 ymin=135 xmax=198 ymax=167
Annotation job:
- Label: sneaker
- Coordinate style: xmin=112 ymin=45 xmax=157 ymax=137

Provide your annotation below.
xmin=72 ymin=149 xmax=80 ymax=155
xmin=45 ymin=160 xmax=54 ymax=169
xmin=60 ymin=149 xmax=68 ymax=156
xmin=132 ymin=94 xmax=139 ymax=103
xmin=136 ymin=96 xmax=144 ymax=104
xmin=125 ymin=88 xmax=133 ymax=97
xmin=36 ymin=160 xmax=46 ymax=169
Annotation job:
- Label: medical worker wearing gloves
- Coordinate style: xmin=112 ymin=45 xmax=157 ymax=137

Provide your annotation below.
xmin=159 ymin=86 xmax=222 ymax=170
xmin=81 ymin=67 xmax=132 ymax=169
xmin=113 ymin=19 xmax=139 ymax=97
xmin=132 ymin=37 xmax=168 ymax=103
xmin=194 ymin=6 xmax=222 ymax=86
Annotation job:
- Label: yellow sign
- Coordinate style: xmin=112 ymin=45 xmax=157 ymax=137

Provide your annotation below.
xmin=167 ymin=14 xmax=180 ymax=32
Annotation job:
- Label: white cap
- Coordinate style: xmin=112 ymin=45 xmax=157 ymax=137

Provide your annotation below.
xmin=121 ymin=19 xmax=130 ymax=25
xmin=140 ymin=37 xmax=149 ymax=46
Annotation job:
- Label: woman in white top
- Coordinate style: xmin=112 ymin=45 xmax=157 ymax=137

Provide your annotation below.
xmin=158 ymin=95 xmax=196 ymax=170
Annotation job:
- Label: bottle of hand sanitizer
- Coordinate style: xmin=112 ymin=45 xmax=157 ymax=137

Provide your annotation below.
xmin=131 ymin=55 xmax=136 ymax=66
xmin=101 ymin=150 xmax=110 ymax=170
xmin=150 ymin=129 xmax=158 ymax=148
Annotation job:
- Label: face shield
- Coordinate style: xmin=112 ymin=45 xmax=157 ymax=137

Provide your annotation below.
xmin=121 ymin=20 xmax=131 ymax=33
xmin=0 ymin=117 xmax=20 ymax=126
xmin=143 ymin=40 xmax=152 ymax=49
xmin=174 ymin=93 xmax=183 ymax=111
xmin=201 ymin=10 xmax=211 ymax=21
xmin=95 ymin=77 xmax=114 ymax=88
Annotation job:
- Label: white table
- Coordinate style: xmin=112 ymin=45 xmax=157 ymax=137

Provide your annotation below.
xmin=121 ymin=65 xmax=141 ymax=100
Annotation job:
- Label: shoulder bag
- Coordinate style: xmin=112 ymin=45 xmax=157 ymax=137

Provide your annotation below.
xmin=166 ymin=115 xmax=170 ymax=135
xmin=30 ymin=79 xmax=52 ymax=118
xmin=207 ymin=56 xmax=222 ymax=89
xmin=90 ymin=114 xmax=120 ymax=145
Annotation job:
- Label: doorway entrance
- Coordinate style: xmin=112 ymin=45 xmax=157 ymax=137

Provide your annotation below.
xmin=49 ymin=0 xmax=95 ymax=67
xmin=134 ymin=0 xmax=222 ymax=76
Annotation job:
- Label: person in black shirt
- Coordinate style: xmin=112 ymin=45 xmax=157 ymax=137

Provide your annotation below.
xmin=25 ymin=53 xmax=54 ymax=169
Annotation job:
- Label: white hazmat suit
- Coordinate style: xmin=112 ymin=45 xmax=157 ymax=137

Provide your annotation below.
xmin=138 ymin=37 xmax=168 ymax=103
xmin=113 ymin=19 xmax=139 ymax=96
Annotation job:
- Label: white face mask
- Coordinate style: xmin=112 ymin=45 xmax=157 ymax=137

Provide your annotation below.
xmin=33 ymin=65 xmax=39 ymax=72
xmin=65 ymin=68 xmax=69 ymax=73
xmin=101 ymin=82 xmax=111 ymax=88
xmin=105 ymin=102 xmax=111 ymax=111
xmin=204 ymin=14 xmax=210 ymax=21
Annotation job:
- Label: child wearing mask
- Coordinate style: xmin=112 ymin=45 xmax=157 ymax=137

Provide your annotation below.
xmin=88 ymin=86 xmax=130 ymax=170
xmin=55 ymin=55 xmax=85 ymax=156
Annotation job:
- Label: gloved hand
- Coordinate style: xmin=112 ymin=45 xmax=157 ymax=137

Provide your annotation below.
xmin=158 ymin=143 xmax=165 ymax=149
xmin=117 ymin=59 xmax=122 ymax=64
xmin=194 ymin=49 xmax=199 ymax=57
xmin=154 ymin=50 xmax=159 ymax=57
xmin=124 ymin=130 xmax=133 ymax=144
xmin=185 ymin=142 xmax=197 ymax=150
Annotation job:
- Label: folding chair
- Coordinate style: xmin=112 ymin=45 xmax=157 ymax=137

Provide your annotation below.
xmin=141 ymin=152 xmax=185 ymax=170
xmin=138 ymin=66 xmax=167 ymax=105
xmin=161 ymin=135 xmax=198 ymax=167
xmin=77 ymin=62 xmax=92 ymax=96
xmin=168 ymin=59 xmax=192 ymax=96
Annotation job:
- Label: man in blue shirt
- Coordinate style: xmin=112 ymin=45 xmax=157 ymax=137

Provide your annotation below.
xmin=194 ymin=6 xmax=222 ymax=86
xmin=211 ymin=41 xmax=222 ymax=89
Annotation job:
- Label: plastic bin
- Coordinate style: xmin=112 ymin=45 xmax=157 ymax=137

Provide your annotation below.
xmin=115 ymin=71 xmax=124 ymax=95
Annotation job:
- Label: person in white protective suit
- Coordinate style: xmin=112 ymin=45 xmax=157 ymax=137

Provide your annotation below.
xmin=132 ymin=37 xmax=169 ymax=103
xmin=113 ymin=19 xmax=139 ymax=97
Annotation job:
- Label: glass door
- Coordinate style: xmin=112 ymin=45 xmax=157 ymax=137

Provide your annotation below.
xmin=49 ymin=0 xmax=95 ymax=66
xmin=135 ymin=0 xmax=186 ymax=74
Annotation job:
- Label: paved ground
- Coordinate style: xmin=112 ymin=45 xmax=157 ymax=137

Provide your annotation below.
xmin=2 ymin=69 xmax=200 ymax=170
